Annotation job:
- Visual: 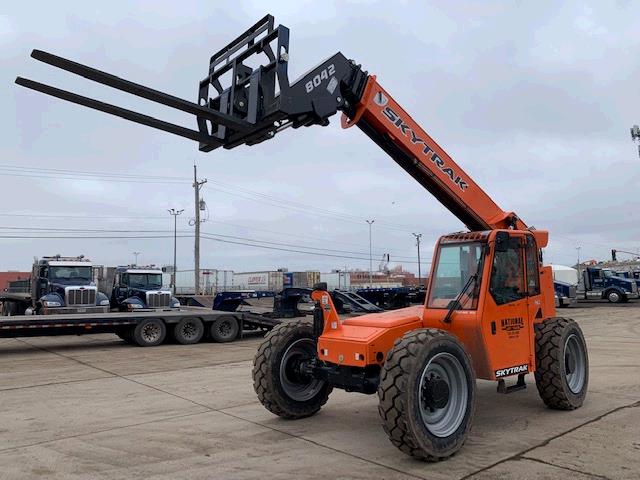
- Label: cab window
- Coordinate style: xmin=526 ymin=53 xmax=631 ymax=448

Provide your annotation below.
xmin=490 ymin=237 xmax=526 ymax=305
xmin=525 ymin=236 xmax=540 ymax=295
xmin=428 ymin=242 xmax=484 ymax=309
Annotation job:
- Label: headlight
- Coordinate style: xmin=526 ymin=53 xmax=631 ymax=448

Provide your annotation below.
xmin=127 ymin=303 xmax=143 ymax=310
xmin=99 ymin=299 xmax=110 ymax=306
xmin=43 ymin=301 xmax=61 ymax=307
xmin=171 ymin=300 xmax=180 ymax=308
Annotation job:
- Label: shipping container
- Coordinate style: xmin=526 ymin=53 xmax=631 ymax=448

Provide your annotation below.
xmin=320 ymin=272 xmax=351 ymax=290
xmin=162 ymin=268 xmax=234 ymax=295
xmin=232 ymin=271 xmax=284 ymax=292
xmin=551 ymin=265 xmax=579 ymax=286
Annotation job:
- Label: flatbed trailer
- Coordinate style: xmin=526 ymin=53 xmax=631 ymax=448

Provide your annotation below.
xmin=0 ymin=308 xmax=284 ymax=347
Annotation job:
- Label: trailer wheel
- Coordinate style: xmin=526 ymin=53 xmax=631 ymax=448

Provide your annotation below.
xmin=174 ymin=317 xmax=204 ymax=345
xmin=116 ymin=327 xmax=136 ymax=345
xmin=209 ymin=316 xmax=239 ymax=343
xmin=535 ymin=318 xmax=588 ymax=410
xmin=253 ymin=318 xmax=332 ymax=419
xmin=1 ymin=301 xmax=16 ymax=316
xmin=378 ymin=328 xmax=476 ymax=461
xmin=133 ymin=319 xmax=166 ymax=347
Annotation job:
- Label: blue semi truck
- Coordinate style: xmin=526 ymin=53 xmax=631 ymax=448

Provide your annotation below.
xmin=109 ymin=266 xmax=181 ymax=311
xmin=579 ymin=266 xmax=639 ymax=303
xmin=0 ymin=255 xmax=110 ymax=315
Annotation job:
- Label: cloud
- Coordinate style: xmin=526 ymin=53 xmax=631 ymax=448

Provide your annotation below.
xmin=1 ymin=0 xmax=639 ymax=274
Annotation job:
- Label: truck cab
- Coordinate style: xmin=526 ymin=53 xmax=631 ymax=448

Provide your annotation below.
xmin=580 ymin=266 xmax=639 ymax=303
xmin=30 ymin=255 xmax=110 ymax=314
xmin=111 ymin=266 xmax=180 ymax=311
xmin=553 ymin=280 xmax=577 ymax=308
xmin=614 ymin=270 xmax=640 ymax=291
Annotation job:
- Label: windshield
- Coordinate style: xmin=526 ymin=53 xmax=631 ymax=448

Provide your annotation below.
xmin=428 ymin=242 xmax=484 ymax=309
xmin=49 ymin=266 xmax=93 ymax=284
xmin=126 ymin=273 xmax=163 ymax=289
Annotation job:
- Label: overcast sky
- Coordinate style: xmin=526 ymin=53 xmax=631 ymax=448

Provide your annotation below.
xmin=1 ymin=1 xmax=639 ymax=276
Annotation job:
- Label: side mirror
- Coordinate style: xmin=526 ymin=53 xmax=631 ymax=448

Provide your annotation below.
xmin=495 ymin=231 xmax=510 ymax=252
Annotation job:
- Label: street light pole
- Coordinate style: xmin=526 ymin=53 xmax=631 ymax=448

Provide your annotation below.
xmin=132 ymin=251 xmax=141 ymax=266
xmin=366 ymin=219 xmax=375 ymax=287
xmin=168 ymin=208 xmax=184 ymax=294
xmin=412 ymin=233 xmax=422 ymax=286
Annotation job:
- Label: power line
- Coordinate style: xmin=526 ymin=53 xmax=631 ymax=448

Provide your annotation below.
xmin=0 ymin=172 xmax=186 ymax=184
xmin=1 ymin=163 xmax=431 ymax=233
xmin=0 ymin=232 xmax=428 ymax=264
xmin=0 ymin=164 xmax=190 ymax=181
xmin=0 ymin=226 xmax=419 ymax=260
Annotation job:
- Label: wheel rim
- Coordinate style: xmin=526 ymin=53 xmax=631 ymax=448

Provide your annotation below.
xmin=141 ymin=323 xmax=161 ymax=343
xmin=564 ymin=334 xmax=586 ymax=393
xmin=216 ymin=320 xmax=233 ymax=338
xmin=609 ymin=292 xmax=620 ymax=302
xmin=279 ymin=338 xmax=324 ymax=402
xmin=418 ymin=352 xmax=468 ymax=438
xmin=181 ymin=321 xmax=199 ymax=341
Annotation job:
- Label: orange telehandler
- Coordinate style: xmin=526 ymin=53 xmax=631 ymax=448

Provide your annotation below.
xmin=16 ymin=15 xmax=589 ymax=460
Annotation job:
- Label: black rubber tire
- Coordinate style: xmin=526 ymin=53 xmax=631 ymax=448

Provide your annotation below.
xmin=606 ymin=289 xmax=623 ymax=303
xmin=534 ymin=318 xmax=589 ymax=410
xmin=1 ymin=301 xmax=15 ymax=316
xmin=173 ymin=317 xmax=204 ymax=345
xmin=210 ymin=316 xmax=240 ymax=343
xmin=133 ymin=319 xmax=166 ymax=347
xmin=116 ymin=327 xmax=136 ymax=345
xmin=378 ymin=328 xmax=476 ymax=461
xmin=252 ymin=318 xmax=332 ymax=419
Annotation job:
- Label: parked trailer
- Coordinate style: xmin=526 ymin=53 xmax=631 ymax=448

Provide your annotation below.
xmin=0 ymin=308 xmax=280 ymax=347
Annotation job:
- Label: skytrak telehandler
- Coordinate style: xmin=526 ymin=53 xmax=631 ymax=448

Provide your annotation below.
xmin=16 ymin=14 xmax=589 ymax=461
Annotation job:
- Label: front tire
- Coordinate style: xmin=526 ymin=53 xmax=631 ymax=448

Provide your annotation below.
xmin=606 ymin=289 xmax=623 ymax=303
xmin=252 ymin=319 xmax=332 ymax=419
xmin=378 ymin=328 xmax=476 ymax=461
xmin=534 ymin=318 xmax=588 ymax=410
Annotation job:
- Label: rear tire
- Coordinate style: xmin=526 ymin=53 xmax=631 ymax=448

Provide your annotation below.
xmin=534 ymin=318 xmax=588 ymax=410
xmin=253 ymin=318 xmax=332 ymax=419
xmin=209 ymin=316 xmax=239 ymax=343
xmin=133 ymin=319 xmax=166 ymax=347
xmin=1 ymin=301 xmax=16 ymax=316
xmin=173 ymin=317 xmax=204 ymax=345
xmin=116 ymin=327 xmax=136 ymax=345
xmin=378 ymin=328 xmax=476 ymax=461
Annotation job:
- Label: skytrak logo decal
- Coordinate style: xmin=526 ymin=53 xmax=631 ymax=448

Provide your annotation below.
xmin=381 ymin=104 xmax=468 ymax=191
xmin=495 ymin=364 xmax=528 ymax=378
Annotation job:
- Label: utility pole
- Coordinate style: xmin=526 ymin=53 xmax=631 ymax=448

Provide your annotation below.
xmin=193 ymin=164 xmax=207 ymax=296
xmin=168 ymin=208 xmax=184 ymax=294
xmin=132 ymin=251 xmax=141 ymax=266
xmin=412 ymin=233 xmax=422 ymax=286
xmin=631 ymin=125 xmax=640 ymax=158
xmin=576 ymin=246 xmax=582 ymax=276
xmin=366 ymin=219 xmax=374 ymax=287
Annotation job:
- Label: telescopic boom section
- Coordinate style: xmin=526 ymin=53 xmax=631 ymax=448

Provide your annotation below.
xmin=346 ymin=77 xmax=528 ymax=232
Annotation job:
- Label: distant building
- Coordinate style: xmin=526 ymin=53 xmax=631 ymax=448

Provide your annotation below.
xmin=0 ymin=271 xmax=30 ymax=291
xmin=348 ymin=265 xmax=422 ymax=287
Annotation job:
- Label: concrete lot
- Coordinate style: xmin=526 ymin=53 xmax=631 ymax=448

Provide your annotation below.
xmin=1 ymin=303 xmax=638 ymax=480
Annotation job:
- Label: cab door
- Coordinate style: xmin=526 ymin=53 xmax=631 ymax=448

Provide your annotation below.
xmin=482 ymin=232 xmax=531 ymax=379
xmin=524 ymin=234 xmax=543 ymax=366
